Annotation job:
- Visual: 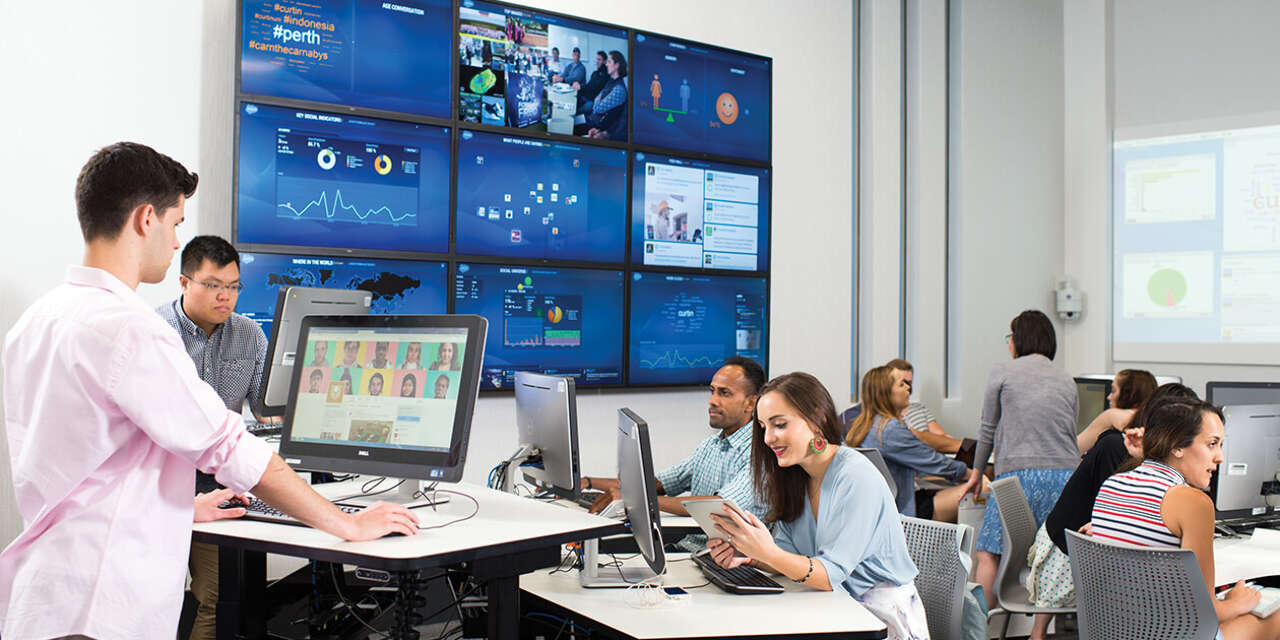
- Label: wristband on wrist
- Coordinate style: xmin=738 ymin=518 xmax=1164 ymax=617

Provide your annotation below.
xmin=586 ymin=477 xmax=593 ymax=490
xmin=796 ymin=556 xmax=814 ymax=583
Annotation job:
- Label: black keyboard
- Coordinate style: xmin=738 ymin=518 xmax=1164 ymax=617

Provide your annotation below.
xmin=691 ymin=550 xmax=784 ymax=594
xmin=221 ymin=497 xmax=361 ymax=526
xmin=575 ymin=489 xmax=604 ymax=509
xmin=246 ymin=422 xmax=282 ymax=437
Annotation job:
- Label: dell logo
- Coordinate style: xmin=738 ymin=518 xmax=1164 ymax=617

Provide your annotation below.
xmin=358 ymin=450 xmax=370 ymax=457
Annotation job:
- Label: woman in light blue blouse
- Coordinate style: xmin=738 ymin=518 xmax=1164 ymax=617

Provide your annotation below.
xmin=709 ymin=372 xmax=928 ymax=640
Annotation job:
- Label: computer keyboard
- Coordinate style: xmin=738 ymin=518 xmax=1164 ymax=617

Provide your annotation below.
xmin=691 ymin=549 xmax=784 ymax=594
xmin=575 ymin=489 xmax=604 ymax=509
xmin=246 ymin=422 xmax=282 ymax=437
xmin=221 ymin=497 xmax=361 ymax=527
xmin=1254 ymin=586 xmax=1280 ymax=618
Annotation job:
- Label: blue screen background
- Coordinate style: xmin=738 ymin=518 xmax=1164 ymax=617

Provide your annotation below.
xmin=632 ymin=33 xmax=771 ymax=163
xmin=628 ymin=272 xmax=768 ymax=385
xmin=238 ymin=251 xmax=449 ymax=338
xmin=240 ymin=0 xmax=452 ymax=117
xmin=630 ymin=152 xmax=771 ymax=272
xmin=453 ymin=262 xmax=624 ymax=388
xmin=236 ymin=103 xmax=451 ymax=253
xmin=455 ymin=131 xmax=627 ymax=262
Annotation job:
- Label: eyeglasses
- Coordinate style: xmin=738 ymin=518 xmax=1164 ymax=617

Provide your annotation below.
xmin=1004 ymin=333 xmax=1014 ymax=341
xmin=184 ymin=276 xmax=244 ymax=294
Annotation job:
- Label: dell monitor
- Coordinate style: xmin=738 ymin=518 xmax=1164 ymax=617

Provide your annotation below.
xmin=581 ymin=408 xmax=665 ymax=587
xmin=1211 ymin=404 xmax=1280 ymax=520
xmin=1207 ymin=382 xmax=1280 ymax=409
xmin=278 ymin=314 xmax=487 ymax=506
xmin=258 ymin=287 xmax=371 ymax=416
xmin=513 ymin=372 xmax=580 ymax=498
xmin=1074 ymin=377 xmax=1112 ymax=434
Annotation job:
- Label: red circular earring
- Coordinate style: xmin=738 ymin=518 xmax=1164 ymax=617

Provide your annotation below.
xmin=809 ymin=436 xmax=827 ymax=454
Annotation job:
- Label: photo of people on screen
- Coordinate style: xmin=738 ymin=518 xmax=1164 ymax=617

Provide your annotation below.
xmin=348 ymin=420 xmax=392 ymax=443
xmin=306 ymin=368 xmax=325 ymax=394
xmin=364 ymin=371 xmax=390 ymax=397
xmin=399 ymin=342 xmax=424 ymax=370
xmin=646 ymin=194 xmax=700 ymax=242
xmin=340 ymin=340 xmax=361 ymax=368
xmin=309 ymin=341 xmax=330 ymax=367
xmin=399 ymin=374 xmax=418 ymax=398
xmin=365 ymin=341 xmax=394 ymax=369
xmin=429 ymin=342 xmax=463 ymax=371
xmin=433 ymin=374 xmax=451 ymax=399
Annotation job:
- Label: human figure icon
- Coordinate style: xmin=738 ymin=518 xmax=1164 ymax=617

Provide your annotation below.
xmin=680 ymin=78 xmax=691 ymax=112
xmin=650 ymin=74 xmax=662 ymax=109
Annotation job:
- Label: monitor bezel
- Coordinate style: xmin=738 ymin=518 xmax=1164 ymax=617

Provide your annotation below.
xmin=617 ymin=407 xmax=665 ymax=575
xmin=278 ymin=314 xmax=487 ymax=483
xmin=1206 ymin=381 xmax=1280 ymax=409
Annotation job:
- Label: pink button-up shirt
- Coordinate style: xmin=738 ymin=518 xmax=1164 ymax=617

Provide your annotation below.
xmin=0 ymin=266 xmax=273 ymax=639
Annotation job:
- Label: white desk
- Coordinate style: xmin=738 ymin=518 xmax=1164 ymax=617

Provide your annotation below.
xmin=193 ymin=479 xmax=625 ymax=640
xmin=520 ymin=553 xmax=888 ymax=639
xmin=1214 ymin=531 xmax=1280 ymax=586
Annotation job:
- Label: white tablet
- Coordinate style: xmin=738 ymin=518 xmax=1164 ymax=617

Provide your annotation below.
xmin=680 ymin=498 xmax=748 ymax=540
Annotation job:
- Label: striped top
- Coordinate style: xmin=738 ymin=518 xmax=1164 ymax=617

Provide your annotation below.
xmin=901 ymin=402 xmax=935 ymax=432
xmin=1090 ymin=460 xmax=1185 ymax=548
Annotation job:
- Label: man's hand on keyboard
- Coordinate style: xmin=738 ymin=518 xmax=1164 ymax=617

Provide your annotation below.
xmin=340 ymin=501 xmax=421 ymax=540
xmin=194 ymin=488 xmax=249 ymax=523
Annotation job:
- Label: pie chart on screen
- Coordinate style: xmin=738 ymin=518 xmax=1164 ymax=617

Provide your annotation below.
xmin=1147 ymin=268 xmax=1188 ymax=307
xmin=546 ymin=306 xmax=563 ymax=323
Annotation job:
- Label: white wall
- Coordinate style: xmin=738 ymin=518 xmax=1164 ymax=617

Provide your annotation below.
xmin=1062 ymin=0 xmax=1280 ymax=394
xmin=0 ymin=0 xmax=853 ymax=544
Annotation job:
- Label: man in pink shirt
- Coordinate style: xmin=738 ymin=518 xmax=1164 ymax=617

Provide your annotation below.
xmin=0 ymin=142 xmax=420 ymax=639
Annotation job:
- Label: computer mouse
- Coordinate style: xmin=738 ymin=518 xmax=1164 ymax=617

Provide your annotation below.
xmin=218 ymin=497 xmax=248 ymax=509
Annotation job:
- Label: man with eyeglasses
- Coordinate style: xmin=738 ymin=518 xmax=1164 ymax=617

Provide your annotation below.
xmin=155 ymin=234 xmax=271 ymax=640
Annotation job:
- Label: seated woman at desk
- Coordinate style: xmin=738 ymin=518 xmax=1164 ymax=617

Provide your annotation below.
xmin=707 ymin=372 xmax=928 ymax=640
xmin=1025 ymin=383 xmax=1197 ymax=640
xmin=846 ymin=365 xmax=973 ymax=521
xmin=1076 ymin=368 xmax=1157 ymax=454
xmin=1089 ymin=397 xmax=1280 ymax=640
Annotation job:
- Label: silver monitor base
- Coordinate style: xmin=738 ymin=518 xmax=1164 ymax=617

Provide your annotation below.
xmin=578 ymin=538 xmax=663 ymax=588
xmin=332 ymin=479 xmax=450 ymax=509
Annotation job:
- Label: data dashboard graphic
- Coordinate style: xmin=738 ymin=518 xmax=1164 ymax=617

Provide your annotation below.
xmin=236 ymin=103 xmax=450 ymax=253
xmin=455 ymin=130 xmax=626 ymax=262
xmin=633 ymin=33 xmax=771 ymax=163
xmin=240 ymin=0 xmax=453 ymax=117
xmin=454 ymin=263 xmax=623 ymax=388
xmin=629 ymin=272 xmax=767 ymax=385
xmin=238 ymin=252 xmax=448 ymax=337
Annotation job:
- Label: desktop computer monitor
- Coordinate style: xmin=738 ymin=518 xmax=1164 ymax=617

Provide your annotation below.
xmin=582 ymin=408 xmax=666 ymax=587
xmin=1207 ymin=382 xmax=1280 ymax=409
xmin=1211 ymin=404 xmax=1280 ymax=520
xmin=1074 ymin=377 xmax=1112 ymax=434
xmin=258 ymin=287 xmax=371 ymax=416
xmin=278 ymin=314 xmax=487 ymax=503
xmin=514 ymin=371 xmax=580 ymax=498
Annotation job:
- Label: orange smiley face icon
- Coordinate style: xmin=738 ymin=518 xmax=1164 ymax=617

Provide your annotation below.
xmin=715 ymin=92 xmax=739 ymax=125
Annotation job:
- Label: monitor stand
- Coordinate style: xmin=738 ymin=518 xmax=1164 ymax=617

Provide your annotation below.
xmin=578 ymin=537 xmax=662 ymax=588
xmin=332 ymin=478 xmax=451 ymax=509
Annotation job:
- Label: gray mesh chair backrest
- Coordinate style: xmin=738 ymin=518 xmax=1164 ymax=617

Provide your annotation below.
xmin=1065 ymin=530 xmax=1217 ymax=640
xmin=989 ymin=475 xmax=1038 ymax=607
xmin=900 ymin=516 xmax=974 ymax=640
xmin=855 ymin=447 xmax=898 ymax=499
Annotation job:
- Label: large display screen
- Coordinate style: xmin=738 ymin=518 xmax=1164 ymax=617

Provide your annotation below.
xmin=628 ymin=272 xmax=767 ymax=385
xmin=236 ymin=102 xmax=451 ymax=253
xmin=632 ymin=33 xmax=771 ymax=163
xmin=238 ymin=251 xmax=449 ymax=337
xmin=239 ymin=0 xmax=452 ymax=117
xmin=631 ymin=152 xmax=770 ymax=271
xmin=455 ymin=130 xmax=627 ymax=262
xmin=453 ymin=262 xmax=624 ymax=388
xmin=1113 ymin=118 xmax=1280 ymax=364
xmin=458 ymin=0 xmax=628 ymax=139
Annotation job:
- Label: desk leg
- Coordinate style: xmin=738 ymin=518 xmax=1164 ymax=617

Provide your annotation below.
xmin=216 ymin=546 xmax=267 ymax=640
xmin=392 ymin=569 xmax=424 ymax=640
xmin=486 ymin=575 xmax=519 ymax=640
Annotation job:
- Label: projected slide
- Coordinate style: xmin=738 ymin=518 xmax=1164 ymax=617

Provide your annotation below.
xmin=633 ymin=33 xmax=771 ymax=163
xmin=1113 ymin=118 xmax=1280 ymax=362
xmin=453 ymin=263 xmax=623 ymax=388
xmin=455 ymin=130 xmax=626 ymax=262
xmin=237 ymin=252 xmax=448 ymax=337
xmin=240 ymin=0 xmax=452 ymax=117
xmin=631 ymin=152 xmax=770 ymax=271
xmin=629 ymin=272 xmax=767 ymax=385
xmin=457 ymin=0 xmax=627 ymax=138
xmin=236 ymin=103 xmax=450 ymax=253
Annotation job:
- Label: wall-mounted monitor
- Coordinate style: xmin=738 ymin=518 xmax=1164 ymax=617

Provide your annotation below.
xmin=453 ymin=262 xmax=624 ymax=389
xmin=631 ymin=152 xmax=770 ymax=272
xmin=632 ymin=32 xmax=771 ymax=163
xmin=628 ymin=272 xmax=767 ymax=385
xmin=239 ymin=0 xmax=453 ymax=118
xmin=454 ymin=130 xmax=627 ymax=262
xmin=458 ymin=0 xmax=628 ymax=139
xmin=235 ymin=102 xmax=451 ymax=253
xmin=238 ymin=251 xmax=449 ymax=338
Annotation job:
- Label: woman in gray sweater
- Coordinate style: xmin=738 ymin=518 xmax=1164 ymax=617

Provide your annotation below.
xmin=958 ymin=310 xmax=1079 ymax=615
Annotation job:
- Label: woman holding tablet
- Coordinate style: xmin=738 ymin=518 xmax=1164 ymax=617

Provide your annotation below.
xmin=708 ymin=372 xmax=926 ymax=640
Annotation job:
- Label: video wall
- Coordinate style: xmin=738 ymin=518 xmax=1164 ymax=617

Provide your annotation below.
xmin=235 ymin=0 xmax=772 ymax=389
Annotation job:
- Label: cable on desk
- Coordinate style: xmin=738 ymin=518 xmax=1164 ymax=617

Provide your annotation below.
xmin=414 ymin=488 xmax=480 ymax=531
xmin=359 ymin=476 xmax=407 ymax=497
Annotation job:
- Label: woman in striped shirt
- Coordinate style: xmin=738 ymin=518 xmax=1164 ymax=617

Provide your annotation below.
xmin=1090 ymin=398 xmax=1280 ymax=640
